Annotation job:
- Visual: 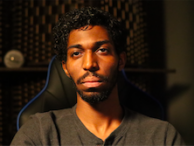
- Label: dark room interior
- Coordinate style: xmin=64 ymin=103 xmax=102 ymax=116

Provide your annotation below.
xmin=0 ymin=0 xmax=193 ymax=145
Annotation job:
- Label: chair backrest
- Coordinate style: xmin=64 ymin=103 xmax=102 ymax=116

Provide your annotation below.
xmin=17 ymin=56 xmax=164 ymax=130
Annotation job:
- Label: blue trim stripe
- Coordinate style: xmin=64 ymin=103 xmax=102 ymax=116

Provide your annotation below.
xmin=121 ymin=69 xmax=165 ymax=119
xmin=16 ymin=55 xmax=57 ymax=130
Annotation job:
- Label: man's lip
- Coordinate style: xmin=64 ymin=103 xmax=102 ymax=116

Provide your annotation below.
xmin=81 ymin=77 xmax=103 ymax=83
xmin=81 ymin=80 xmax=102 ymax=83
xmin=81 ymin=81 xmax=103 ymax=88
xmin=80 ymin=77 xmax=103 ymax=88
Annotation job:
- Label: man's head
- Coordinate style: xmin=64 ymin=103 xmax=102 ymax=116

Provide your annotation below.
xmin=53 ymin=7 xmax=126 ymax=104
xmin=53 ymin=7 xmax=126 ymax=62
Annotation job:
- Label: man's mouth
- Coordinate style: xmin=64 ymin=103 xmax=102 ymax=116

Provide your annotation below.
xmin=81 ymin=78 xmax=103 ymax=88
xmin=77 ymin=72 xmax=109 ymax=85
xmin=82 ymin=81 xmax=103 ymax=88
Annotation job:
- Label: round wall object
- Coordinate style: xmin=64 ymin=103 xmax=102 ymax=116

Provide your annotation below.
xmin=4 ymin=50 xmax=25 ymax=68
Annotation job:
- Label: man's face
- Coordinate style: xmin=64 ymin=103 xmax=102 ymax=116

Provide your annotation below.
xmin=62 ymin=25 xmax=125 ymax=104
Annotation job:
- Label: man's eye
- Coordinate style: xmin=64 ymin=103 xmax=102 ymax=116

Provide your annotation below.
xmin=98 ymin=48 xmax=108 ymax=53
xmin=71 ymin=52 xmax=81 ymax=57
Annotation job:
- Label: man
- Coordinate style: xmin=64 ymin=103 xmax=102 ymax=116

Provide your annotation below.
xmin=11 ymin=7 xmax=184 ymax=145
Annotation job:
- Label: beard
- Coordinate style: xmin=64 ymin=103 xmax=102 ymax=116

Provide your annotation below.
xmin=69 ymin=66 xmax=119 ymax=104
xmin=77 ymin=89 xmax=110 ymax=104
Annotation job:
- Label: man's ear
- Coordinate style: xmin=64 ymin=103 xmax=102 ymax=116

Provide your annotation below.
xmin=62 ymin=61 xmax=70 ymax=78
xmin=118 ymin=51 xmax=126 ymax=71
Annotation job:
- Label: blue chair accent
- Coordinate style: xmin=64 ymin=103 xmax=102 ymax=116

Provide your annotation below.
xmin=17 ymin=56 xmax=56 ymax=130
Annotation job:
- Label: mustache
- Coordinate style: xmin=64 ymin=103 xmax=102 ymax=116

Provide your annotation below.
xmin=77 ymin=72 xmax=109 ymax=84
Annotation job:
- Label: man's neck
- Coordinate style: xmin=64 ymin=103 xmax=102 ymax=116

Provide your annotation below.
xmin=75 ymin=87 xmax=123 ymax=141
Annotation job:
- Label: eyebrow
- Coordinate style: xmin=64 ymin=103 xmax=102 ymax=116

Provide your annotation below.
xmin=67 ymin=40 xmax=112 ymax=50
xmin=95 ymin=40 xmax=112 ymax=47
xmin=67 ymin=44 xmax=82 ymax=50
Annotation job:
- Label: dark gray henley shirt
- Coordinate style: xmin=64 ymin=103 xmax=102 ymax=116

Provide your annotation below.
xmin=11 ymin=105 xmax=185 ymax=146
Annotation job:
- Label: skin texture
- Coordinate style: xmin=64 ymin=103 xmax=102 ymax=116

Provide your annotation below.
xmin=62 ymin=25 xmax=126 ymax=141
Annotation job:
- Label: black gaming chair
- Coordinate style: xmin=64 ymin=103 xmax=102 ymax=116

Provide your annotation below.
xmin=17 ymin=55 xmax=164 ymax=130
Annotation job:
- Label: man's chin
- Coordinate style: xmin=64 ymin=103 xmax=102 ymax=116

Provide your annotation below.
xmin=77 ymin=90 xmax=109 ymax=104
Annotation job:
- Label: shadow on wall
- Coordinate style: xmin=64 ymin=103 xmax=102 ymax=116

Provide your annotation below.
xmin=165 ymin=83 xmax=194 ymax=145
xmin=166 ymin=84 xmax=191 ymax=101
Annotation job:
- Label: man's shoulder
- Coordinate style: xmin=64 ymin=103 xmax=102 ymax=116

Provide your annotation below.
xmin=122 ymin=108 xmax=185 ymax=145
xmin=31 ymin=106 xmax=75 ymax=124
xmin=125 ymin=107 xmax=170 ymax=129
xmin=11 ymin=107 xmax=77 ymax=145
xmin=125 ymin=107 xmax=177 ymax=135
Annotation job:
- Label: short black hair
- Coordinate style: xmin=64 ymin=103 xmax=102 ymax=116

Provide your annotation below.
xmin=53 ymin=7 xmax=126 ymax=61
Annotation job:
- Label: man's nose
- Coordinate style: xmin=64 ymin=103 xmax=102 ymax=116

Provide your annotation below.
xmin=82 ymin=51 xmax=99 ymax=71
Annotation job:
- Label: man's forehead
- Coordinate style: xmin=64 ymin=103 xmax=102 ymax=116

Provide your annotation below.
xmin=67 ymin=25 xmax=112 ymax=45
